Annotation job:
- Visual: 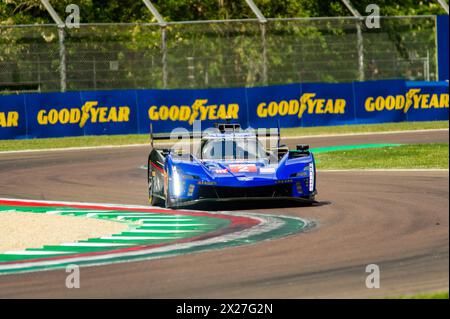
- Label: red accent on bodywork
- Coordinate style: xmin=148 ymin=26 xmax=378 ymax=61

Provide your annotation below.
xmin=150 ymin=161 xmax=165 ymax=173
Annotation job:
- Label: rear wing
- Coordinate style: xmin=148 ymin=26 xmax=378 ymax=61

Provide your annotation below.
xmin=150 ymin=122 xmax=281 ymax=148
xmin=150 ymin=123 xmax=201 ymax=148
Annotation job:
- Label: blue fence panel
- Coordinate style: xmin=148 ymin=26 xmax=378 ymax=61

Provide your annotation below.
xmin=405 ymin=81 xmax=450 ymax=122
xmin=246 ymin=83 xmax=302 ymax=128
xmin=300 ymin=82 xmax=354 ymax=127
xmin=25 ymin=92 xmax=84 ymax=139
xmin=0 ymin=94 xmax=27 ymax=139
xmin=79 ymin=90 xmax=139 ymax=136
xmin=0 ymin=80 xmax=448 ymax=140
xmin=136 ymin=87 xmax=247 ymax=134
xmin=353 ymin=79 xmax=408 ymax=124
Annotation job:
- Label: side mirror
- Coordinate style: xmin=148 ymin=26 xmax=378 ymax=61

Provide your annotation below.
xmin=296 ymin=144 xmax=310 ymax=151
xmin=289 ymin=144 xmax=310 ymax=158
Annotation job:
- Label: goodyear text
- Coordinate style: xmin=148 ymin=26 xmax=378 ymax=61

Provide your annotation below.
xmin=365 ymin=89 xmax=449 ymax=113
xmin=37 ymin=101 xmax=130 ymax=128
xmin=257 ymin=93 xmax=346 ymax=118
xmin=148 ymin=99 xmax=239 ymax=125
xmin=0 ymin=111 xmax=19 ymax=128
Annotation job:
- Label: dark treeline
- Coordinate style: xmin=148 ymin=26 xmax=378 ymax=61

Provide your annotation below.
xmin=0 ymin=0 xmax=447 ymax=25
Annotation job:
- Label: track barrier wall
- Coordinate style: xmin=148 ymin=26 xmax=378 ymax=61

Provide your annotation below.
xmin=0 ymin=79 xmax=448 ymax=140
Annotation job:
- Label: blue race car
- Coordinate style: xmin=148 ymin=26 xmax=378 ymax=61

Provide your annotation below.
xmin=147 ymin=123 xmax=317 ymax=208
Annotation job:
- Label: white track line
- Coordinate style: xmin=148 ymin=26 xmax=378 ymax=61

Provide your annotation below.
xmin=100 ymin=236 xmax=180 ymax=240
xmin=127 ymin=229 xmax=198 ymax=237
xmin=282 ymin=128 xmax=449 ymax=140
xmin=319 ymin=168 xmax=449 ymax=172
xmin=87 ymin=213 xmax=179 ymax=218
xmin=0 ymin=143 xmax=150 ymax=155
xmin=140 ymin=223 xmax=206 ymax=227
xmin=128 ymin=229 xmax=199 ymax=234
xmin=46 ymin=210 xmax=109 ymax=215
xmin=60 ymin=243 xmax=131 ymax=247
xmin=0 ymin=128 xmax=447 ymax=155
xmin=0 ymin=200 xmax=309 ymax=274
xmin=0 ymin=215 xmax=292 ymax=272
xmin=124 ymin=218 xmax=194 ymax=222
xmin=0 ymin=198 xmax=170 ymax=211
xmin=3 ymin=250 xmax=72 ymax=255
xmin=0 ymin=198 xmax=289 ymax=273
xmin=116 ymin=215 xmax=190 ymax=220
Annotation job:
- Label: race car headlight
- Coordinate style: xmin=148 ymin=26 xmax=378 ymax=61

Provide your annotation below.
xmin=172 ymin=167 xmax=183 ymax=197
xmin=308 ymin=162 xmax=315 ymax=192
xmin=172 ymin=167 xmax=199 ymax=197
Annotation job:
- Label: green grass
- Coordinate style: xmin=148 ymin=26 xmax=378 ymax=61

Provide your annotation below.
xmin=388 ymin=291 xmax=449 ymax=299
xmin=315 ymin=143 xmax=449 ymax=170
xmin=282 ymin=120 xmax=448 ymax=136
xmin=0 ymin=121 xmax=448 ymax=152
xmin=0 ymin=134 xmax=150 ymax=152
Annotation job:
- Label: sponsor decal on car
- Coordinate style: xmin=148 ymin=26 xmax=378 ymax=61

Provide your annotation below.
xmin=214 ymin=169 xmax=228 ymax=174
xmin=259 ymin=167 xmax=276 ymax=174
xmin=237 ymin=177 xmax=254 ymax=181
xmin=228 ymin=164 xmax=257 ymax=173
xmin=198 ymin=181 xmax=217 ymax=185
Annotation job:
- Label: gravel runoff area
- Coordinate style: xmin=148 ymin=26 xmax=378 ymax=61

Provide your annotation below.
xmin=0 ymin=212 xmax=128 ymax=253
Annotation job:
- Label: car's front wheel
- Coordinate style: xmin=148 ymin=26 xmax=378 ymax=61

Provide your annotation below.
xmin=165 ymin=181 xmax=174 ymax=208
xmin=149 ymin=172 xmax=165 ymax=207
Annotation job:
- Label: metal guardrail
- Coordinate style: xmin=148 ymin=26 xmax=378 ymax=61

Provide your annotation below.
xmin=0 ymin=16 xmax=437 ymax=94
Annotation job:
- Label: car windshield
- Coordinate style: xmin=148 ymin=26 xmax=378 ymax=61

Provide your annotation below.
xmin=201 ymin=137 xmax=268 ymax=161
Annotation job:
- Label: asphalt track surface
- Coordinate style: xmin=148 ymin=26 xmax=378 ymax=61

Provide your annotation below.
xmin=0 ymin=130 xmax=448 ymax=298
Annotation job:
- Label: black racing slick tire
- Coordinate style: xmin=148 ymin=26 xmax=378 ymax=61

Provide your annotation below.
xmin=164 ymin=182 xmax=174 ymax=209
xmin=149 ymin=170 xmax=165 ymax=207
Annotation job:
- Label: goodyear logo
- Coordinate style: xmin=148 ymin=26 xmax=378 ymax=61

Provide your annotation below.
xmin=37 ymin=101 xmax=130 ymax=128
xmin=365 ymin=89 xmax=449 ymax=113
xmin=0 ymin=111 xmax=19 ymax=128
xmin=257 ymin=93 xmax=346 ymax=119
xmin=148 ymin=99 xmax=239 ymax=125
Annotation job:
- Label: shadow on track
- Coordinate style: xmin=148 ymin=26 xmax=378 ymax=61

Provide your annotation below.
xmin=174 ymin=199 xmax=331 ymax=211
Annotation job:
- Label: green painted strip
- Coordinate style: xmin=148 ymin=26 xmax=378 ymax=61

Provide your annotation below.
xmin=80 ymin=238 xmax=174 ymax=244
xmin=0 ymin=204 xmax=223 ymax=263
xmin=40 ymin=245 xmax=121 ymax=253
xmin=310 ymin=143 xmax=402 ymax=154
xmin=0 ymin=213 xmax=310 ymax=274
xmin=137 ymin=225 xmax=215 ymax=231
xmin=0 ymin=255 xmax=67 ymax=262
xmin=0 ymin=200 xmax=313 ymax=275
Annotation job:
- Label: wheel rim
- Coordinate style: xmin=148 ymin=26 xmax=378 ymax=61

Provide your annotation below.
xmin=148 ymin=173 xmax=153 ymax=201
